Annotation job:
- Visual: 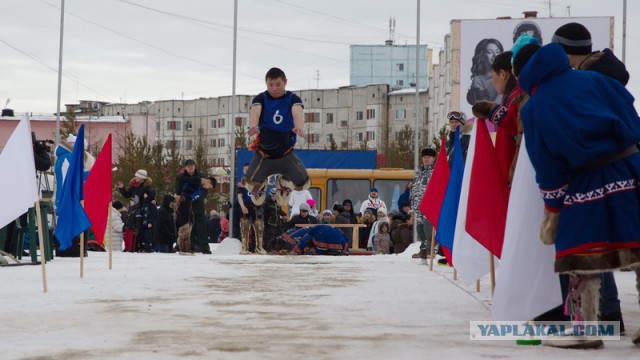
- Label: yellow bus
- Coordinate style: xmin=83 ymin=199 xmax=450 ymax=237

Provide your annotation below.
xmin=306 ymin=168 xmax=415 ymax=214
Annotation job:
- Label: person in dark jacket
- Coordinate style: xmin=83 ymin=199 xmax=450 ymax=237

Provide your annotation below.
xmin=445 ymin=111 xmax=472 ymax=165
xmin=332 ymin=204 xmax=353 ymax=247
xmin=117 ymin=169 xmax=156 ymax=252
xmin=286 ymin=203 xmax=318 ymax=230
xmin=174 ymin=159 xmax=202 ymax=253
xmin=263 ymin=188 xmax=288 ymax=252
xmin=154 ymin=194 xmax=177 ymax=253
xmin=397 ymin=182 xmax=411 ymax=210
xmin=207 ymin=210 xmax=221 ymax=244
xmin=190 ymin=176 xmax=216 ymax=254
xmin=552 ymin=22 xmax=629 ymax=85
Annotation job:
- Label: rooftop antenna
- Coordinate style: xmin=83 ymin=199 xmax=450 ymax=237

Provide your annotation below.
xmin=314 ymin=70 xmax=320 ymax=88
xmin=387 ymin=17 xmax=396 ymax=45
xmin=4 ymin=98 xmax=10 ymax=108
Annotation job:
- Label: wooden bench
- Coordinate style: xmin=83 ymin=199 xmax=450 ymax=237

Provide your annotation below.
xmin=294 ymin=223 xmax=367 ymax=250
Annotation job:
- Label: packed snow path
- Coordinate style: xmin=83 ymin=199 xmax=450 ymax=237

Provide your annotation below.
xmin=2 ymin=243 xmax=638 ymax=359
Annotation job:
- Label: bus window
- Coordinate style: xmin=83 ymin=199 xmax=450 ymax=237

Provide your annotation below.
xmin=373 ymin=179 xmax=409 ymax=212
xmin=327 ymin=178 xmax=370 ymax=213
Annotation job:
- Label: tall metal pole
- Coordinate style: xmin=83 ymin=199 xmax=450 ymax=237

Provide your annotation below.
xmin=229 ymin=0 xmax=238 ymax=238
xmin=622 ymin=0 xmax=627 ymax=63
xmin=413 ymin=0 xmax=421 ymax=245
xmin=55 ymin=0 xmax=65 ymax=148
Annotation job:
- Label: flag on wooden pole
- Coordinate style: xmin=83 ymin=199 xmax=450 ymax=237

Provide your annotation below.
xmin=84 ymin=135 xmax=113 ymax=249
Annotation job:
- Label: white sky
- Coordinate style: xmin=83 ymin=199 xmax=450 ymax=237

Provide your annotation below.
xmin=1 ymin=0 xmax=638 ymax=113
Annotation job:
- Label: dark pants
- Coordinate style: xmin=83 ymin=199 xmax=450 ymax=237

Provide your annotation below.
xmin=244 ymin=151 xmax=308 ymax=188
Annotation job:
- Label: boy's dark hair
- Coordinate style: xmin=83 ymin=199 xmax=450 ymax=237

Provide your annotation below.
xmin=491 ymin=51 xmax=517 ymax=95
xmin=265 ymin=67 xmax=286 ymax=81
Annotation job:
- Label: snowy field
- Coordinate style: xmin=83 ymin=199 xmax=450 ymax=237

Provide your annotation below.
xmin=2 ymin=241 xmax=638 ymax=360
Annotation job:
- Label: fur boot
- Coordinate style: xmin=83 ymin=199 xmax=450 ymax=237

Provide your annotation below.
xmin=254 ymin=218 xmax=266 ymax=254
xmin=543 ymin=274 xmax=603 ymax=349
xmin=178 ymin=224 xmax=193 ymax=254
xmin=275 ymin=177 xmax=294 ymax=207
xmin=248 ymin=180 xmax=268 ymax=206
xmin=633 ymin=268 xmax=640 ymax=346
xmin=240 ymin=217 xmax=251 ymax=254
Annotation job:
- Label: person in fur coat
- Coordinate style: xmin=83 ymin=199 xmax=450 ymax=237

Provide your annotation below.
xmin=516 ymin=43 xmax=640 ymax=348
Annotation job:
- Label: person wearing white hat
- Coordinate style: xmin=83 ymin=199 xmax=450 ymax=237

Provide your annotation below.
xmin=117 ymin=169 xmax=156 ymax=252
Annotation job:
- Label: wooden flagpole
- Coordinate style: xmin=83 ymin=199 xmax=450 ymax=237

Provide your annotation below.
xmin=108 ymin=203 xmax=113 ymax=270
xmin=490 ymin=254 xmax=496 ymax=297
xmin=453 ymin=268 xmax=457 ymax=280
xmin=429 ymin=230 xmax=436 ymax=271
xmin=80 ymin=231 xmax=84 ymax=278
xmin=34 ymin=200 xmax=48 ymax=293
xmin=476 ymin=280 xmax=480 ymax=293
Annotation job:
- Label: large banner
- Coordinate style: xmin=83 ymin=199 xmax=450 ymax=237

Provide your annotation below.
xmin=457 ymin=17 xmax=613 ymax=117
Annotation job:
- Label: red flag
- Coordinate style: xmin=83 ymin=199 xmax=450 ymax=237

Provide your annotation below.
xmin=419 ymin=137 xmax=450 ymax=229
xmin=84 ymin=135 xmax=113 ymax=248
xmin=465 ymin=120 xmax=509 ymax=258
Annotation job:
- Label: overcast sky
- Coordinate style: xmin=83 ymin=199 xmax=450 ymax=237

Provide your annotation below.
xmin=1 ymin=0 xmax=637 ymax=114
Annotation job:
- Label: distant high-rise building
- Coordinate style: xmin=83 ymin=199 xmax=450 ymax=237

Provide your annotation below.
xmin=350 ymin=42 xmax=429 ymax=90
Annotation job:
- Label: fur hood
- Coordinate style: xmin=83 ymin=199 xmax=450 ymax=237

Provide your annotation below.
xmin=129 ymin=177 xmax=153 ymax=187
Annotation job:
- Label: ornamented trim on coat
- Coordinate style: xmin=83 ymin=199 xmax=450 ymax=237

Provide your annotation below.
xmin=540 ymin=184 xmax=568 ymax=200
xmin=563 ymin=179 xmax=637 ymax=206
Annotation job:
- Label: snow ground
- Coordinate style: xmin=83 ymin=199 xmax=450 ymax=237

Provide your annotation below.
xmin=2 ymin=241 xmax=638 ymax=360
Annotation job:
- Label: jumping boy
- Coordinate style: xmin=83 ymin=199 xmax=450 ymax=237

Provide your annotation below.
xmin=244 ymin=67 xmax=310 ymax=207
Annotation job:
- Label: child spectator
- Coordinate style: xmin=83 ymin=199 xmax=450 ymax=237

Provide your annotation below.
xmin=154 ymin=194 xmax=177 ymax=253
xmin=374 ymin=222 xmax=391 ymax=254
xmin=218 ymin=217 xmax=230 ymax=242
xmin=307 ymin=198 xmax=319 ymax=218
xmin=123 ymin=195 xmax=143 ymax=252
xmin=321 ymin=210 xmax=333 ymax=224
xmin=110 ymin=200 xmax=126 ymax=252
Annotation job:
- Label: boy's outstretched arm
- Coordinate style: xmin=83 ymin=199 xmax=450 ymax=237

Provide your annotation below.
xmin=292 ymin=105 xmax=304 ymax=137
xmin=248 ymin=104 xmax=261 ymax=136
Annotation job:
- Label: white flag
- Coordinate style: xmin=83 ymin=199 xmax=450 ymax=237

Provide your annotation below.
xmin=452 ymin=123 xmax=497 ymax=286
xmin=491 ymin=138 xmax=562 ymax=321
xmin=0 ymin=115 xmax=39 ymax=229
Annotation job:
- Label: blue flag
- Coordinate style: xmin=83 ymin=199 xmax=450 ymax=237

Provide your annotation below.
xmin=55 ymin=125 xmax=91 ymax=250
xmin=435 ymin=126 xmax=464 ymax=252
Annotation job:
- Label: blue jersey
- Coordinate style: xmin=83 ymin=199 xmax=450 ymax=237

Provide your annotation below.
xmin=251 ymin=91 xmax=303 ymax=158
xmin=260 ymin=91 xmax=294 ymax=133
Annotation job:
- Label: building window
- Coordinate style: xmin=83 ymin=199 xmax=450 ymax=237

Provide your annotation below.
xmin=366 ymin=131 xmax=375 ymax=141
xmin=305 ymin=133 xmax=319 ymax=144
xmin=356 ymin=111 xmax=363 ymax=121
xmin=326 ymin=113 xmax=334 ymax=124
xmin=166 ymin=120 xmax=181 ymax=130
xmin=327 ymin=133 xmax=334 ymax=143
xmin=340 ymin=120 xmax=348 ymax=128
xmin=356 ymin=132 xmax=364 ymax=142
xmin=166 ymin=140 xmax=181 ymax=149
xmin=304 ymin=112 xmax=320 ymax=123
xmin=396 ymin=63 xmax=404 ymax=71
xmin=156 ymin=121 xmax=160 ymax=132
xmin=218 ymin=118 xmax=225 ymax=128
xmin=186 ymin=139 xmax=193 ymax=150
xmin=395 ymin=79 xmax=404 ymax=86
xmin=211 ymin=119 xmax=217 ymax=129
xmin=235 ymin=116 xmax=246 ymax=127
xmin=341 ymin=141 xmax=348 ymax=148
xmin=210 ymin=139 xmax=216 ymax=148
xmin=366 ymin=109 xmax=376 ymax=119
xmin=396 ymin=109 xmax=406 ymax=120
xmin=218 ymin=138 xmax=226 ymax=147
xmin=185 ymin=121 xmax=193 ymax=131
